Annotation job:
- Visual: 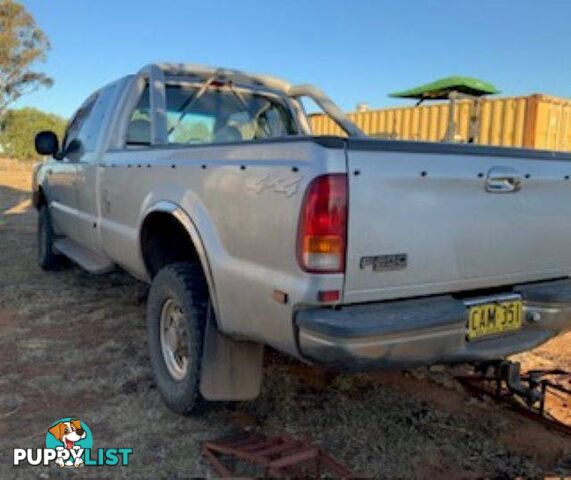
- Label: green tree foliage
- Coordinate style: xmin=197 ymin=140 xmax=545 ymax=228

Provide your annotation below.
xmin=0 ymin=0 xmax=52 ymax=114
xmin=0 ymin=107 xmax=66 ymax=160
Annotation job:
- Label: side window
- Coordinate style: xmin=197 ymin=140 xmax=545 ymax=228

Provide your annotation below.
xmin=126 ymin=84 xmax=151 ymax=145
xmin=125 ymin=82 xmax=297 ymax=146
xmin=62 ymin=95 xmax=97 ymax=151
xmin=166 ymin=85 xmax=296 ymax=145
xmin=78 ymin=84 xmax=117 ymax=152
xmin=165 ymin=84 xmax=216 ymax=144
xmin=168 ymin=112 xmax=215 ymax=144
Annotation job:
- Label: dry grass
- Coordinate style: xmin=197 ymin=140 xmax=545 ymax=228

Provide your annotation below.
xmin=0 ymin=167 xmax=569 ymax=478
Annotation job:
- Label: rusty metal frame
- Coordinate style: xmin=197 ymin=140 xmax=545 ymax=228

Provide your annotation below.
xmin=202 ymin=432 xmax=355 ymax=478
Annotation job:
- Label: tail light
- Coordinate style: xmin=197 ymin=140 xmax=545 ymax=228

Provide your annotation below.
xmin=297 ymin=174 xmax=347 ymax=273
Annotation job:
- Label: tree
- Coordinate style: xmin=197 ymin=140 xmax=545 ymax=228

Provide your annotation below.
xmin=0 ymin=107 xmax=66 ymax=160
xmin=0 ymin=0 xmax=52 ymax=115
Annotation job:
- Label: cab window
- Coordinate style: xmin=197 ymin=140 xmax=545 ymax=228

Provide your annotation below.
xmin=80 ymin=84 xmax=117 ymax=152
xmin=126 ymin=85 xmax=151 ymax=145
xmin=62 ymin=84 xmax=117 ymax=155
xmin=126 ymin=83 xmax=296 ymax=146
xmin=63 ymin=95 xmax=98 ymax=151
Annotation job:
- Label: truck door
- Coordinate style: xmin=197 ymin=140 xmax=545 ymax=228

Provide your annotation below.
xmin=73 ymin=82 xmax=122 ymax=254
xmin=48 ymin=96 xmax=97 ymax=240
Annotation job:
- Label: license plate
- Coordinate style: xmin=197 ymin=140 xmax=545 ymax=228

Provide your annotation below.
xmin=467 ymin=299 xmax=522 ymax=340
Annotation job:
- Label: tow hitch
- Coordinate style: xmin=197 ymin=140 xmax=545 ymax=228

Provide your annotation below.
xmin=490 ymin=360 xmax=543 ymax=405
xmin=456 ymin=360 xmax=571 ymax=436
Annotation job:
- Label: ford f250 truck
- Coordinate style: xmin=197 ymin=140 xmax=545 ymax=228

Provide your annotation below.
xmin=32 ymin=63 xmax=571 ymax=413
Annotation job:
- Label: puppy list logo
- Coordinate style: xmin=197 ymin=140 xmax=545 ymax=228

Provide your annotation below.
xmin=13 ymin=418 xmax=132 ymax=468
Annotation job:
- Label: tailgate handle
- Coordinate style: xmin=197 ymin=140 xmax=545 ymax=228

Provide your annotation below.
xmin=486 ymin=167 xmax=522 ymax=193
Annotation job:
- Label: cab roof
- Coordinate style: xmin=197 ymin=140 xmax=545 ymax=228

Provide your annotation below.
xmin=139 ymin=63 xmax=292 ymax=93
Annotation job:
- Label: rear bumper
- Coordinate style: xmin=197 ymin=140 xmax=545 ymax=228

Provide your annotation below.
xmin=295 ymin=279 xmax=571 ymax=371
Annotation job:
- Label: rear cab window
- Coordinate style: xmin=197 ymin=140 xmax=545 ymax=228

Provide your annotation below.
xmin=126 ymin=82 xmax=297 ymax=147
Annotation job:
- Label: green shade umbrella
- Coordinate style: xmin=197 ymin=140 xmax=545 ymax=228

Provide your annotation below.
xmin=389 ymin=76 xmax=501 ymax=100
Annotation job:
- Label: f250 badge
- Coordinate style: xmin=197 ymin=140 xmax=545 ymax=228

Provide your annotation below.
xmin=360 ymin=254 xmax=408 ymax=271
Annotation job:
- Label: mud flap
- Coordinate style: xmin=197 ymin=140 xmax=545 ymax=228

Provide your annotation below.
xmin=199 ymin=315 xmax=264 ymax=401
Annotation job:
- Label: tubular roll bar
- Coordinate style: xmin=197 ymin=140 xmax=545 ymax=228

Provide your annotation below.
xmin=136 ymin=63 xmax=365 ymax=145
xmin=288 ymin=84 xmax=366 ymax=138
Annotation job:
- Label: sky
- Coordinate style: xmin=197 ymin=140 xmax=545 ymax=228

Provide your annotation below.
xmin=14 ymin=0 xmax=571 ymax=119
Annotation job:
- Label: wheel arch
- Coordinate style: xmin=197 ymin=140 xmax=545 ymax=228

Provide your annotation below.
xmin=33 ymin=185 xmax=47 ymax=210
xmin=139 ymin=201 xmax=220 ymax=320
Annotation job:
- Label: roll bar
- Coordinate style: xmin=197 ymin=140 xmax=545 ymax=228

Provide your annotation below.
xmin=288 ymin=84 xmax=366 ymax=138
xmin=135 ymin=63 xmax=366 ymax=144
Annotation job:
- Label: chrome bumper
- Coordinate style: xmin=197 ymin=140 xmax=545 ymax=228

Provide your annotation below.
xmin=295 ymin=279 xmax=571 ymax=371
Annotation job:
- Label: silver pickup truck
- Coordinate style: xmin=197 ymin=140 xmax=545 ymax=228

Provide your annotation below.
xmin=33 ymin=63 xmax=571 ymax=413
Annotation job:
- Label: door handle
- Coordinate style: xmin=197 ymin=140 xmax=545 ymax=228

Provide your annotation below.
xmin=485 ymin=167 xmax=522 ymax=193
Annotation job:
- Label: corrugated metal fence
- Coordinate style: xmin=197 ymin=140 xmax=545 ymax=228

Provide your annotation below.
xmin=309 ymin=94 xmax=571 ymax=152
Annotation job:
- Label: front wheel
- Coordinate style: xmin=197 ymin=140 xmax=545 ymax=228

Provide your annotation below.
xmin=146 ymin=263 xmax=209 ymax=414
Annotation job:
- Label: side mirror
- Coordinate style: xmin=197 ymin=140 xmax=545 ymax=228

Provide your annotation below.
xmin=35 ymin=131 xmax=60 ymax=157
xmin=63 ymin=138 xmax=83 ymax=162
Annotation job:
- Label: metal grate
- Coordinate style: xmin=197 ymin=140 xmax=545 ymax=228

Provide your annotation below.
xmin=202 ymin=432 xmax=355 ymax=478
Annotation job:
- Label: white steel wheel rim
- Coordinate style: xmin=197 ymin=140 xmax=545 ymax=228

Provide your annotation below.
xmin=159 ymin=298 xmax=190 ymax=381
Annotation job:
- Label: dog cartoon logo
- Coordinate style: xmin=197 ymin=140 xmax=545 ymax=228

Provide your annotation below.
xmin=14 ymin=418 xmax=131 ymax=468
xmin=46 ymin=418 xmax=93 ymax=468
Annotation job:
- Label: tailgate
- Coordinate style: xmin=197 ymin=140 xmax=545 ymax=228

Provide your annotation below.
xmin=344 ymin=142 xmax=571 ymax=303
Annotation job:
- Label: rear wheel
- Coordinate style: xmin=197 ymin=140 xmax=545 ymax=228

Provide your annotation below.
xmin=146 ymin=262 xmax=209 ymax=414
xmin=37 ymin=205 xmax=61 ymax=270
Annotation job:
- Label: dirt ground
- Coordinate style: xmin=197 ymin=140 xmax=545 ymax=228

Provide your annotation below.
xmin=0 ymin=165 xmax=569 ymax=478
